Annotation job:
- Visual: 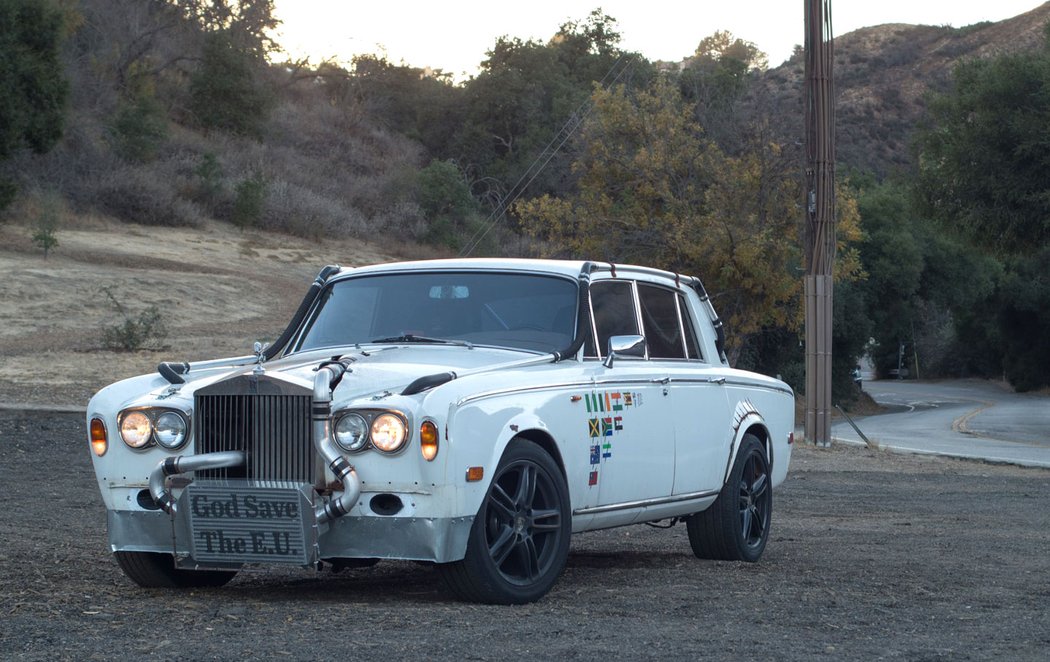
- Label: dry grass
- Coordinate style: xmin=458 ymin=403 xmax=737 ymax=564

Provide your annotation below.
xmin=0 ymin=213 xmax=398 ymax=408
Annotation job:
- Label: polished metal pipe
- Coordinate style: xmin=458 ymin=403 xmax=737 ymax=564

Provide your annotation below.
xmin=148 ymin=450 xmax=246 ymax=514
xmin=313 ymin=367 xmax=361 ymax=524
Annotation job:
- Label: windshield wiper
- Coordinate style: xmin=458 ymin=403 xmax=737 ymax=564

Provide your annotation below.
xmin=370 ymin=334 xmax=473 ymax=349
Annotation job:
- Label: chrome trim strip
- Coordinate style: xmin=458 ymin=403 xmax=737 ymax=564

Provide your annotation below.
xmin=573 ymin=489 xmax=720 ymax=516
xmin=454 ymin=378 xmax=664 ymax=408
xmin=670 ymin=377 xmax=793 ymax=396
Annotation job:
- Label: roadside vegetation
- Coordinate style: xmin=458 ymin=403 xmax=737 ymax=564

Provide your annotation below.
xmin=1 ymin=0 xmax=1047 ymax=395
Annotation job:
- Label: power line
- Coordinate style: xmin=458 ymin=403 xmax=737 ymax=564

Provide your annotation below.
xmin=459 ymin=53 xmax=636 ymax=257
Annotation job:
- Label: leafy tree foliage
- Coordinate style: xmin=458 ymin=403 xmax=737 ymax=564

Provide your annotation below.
xmin=163 ymin=0 xmax=277 ymax=57
xmin=518 ymin=79 xmax=863 ymax=363
xmin=452 ymin=11 xmax=650 ymax=206
xmin=678 ymin=31 xmax=767 ymax=153
xmin=995 ymin=249 xmax=1050 ymax=391
xmin=414 ymin=159 xmax=483 ymax=249
xmin=110 ymin=78 xmax=169 ymax=162
xmin=349 ymin=55 xmax=459 ymax=153
xmin=189 ymin=31 xmax=272 ymax=135
xmin=0 ymin=0 xmax=68 ymax=209
xmin=852 ymin=178 xmax=1002 ymax=379
xmin=916 ymin=28 xmax=1050 ymax=253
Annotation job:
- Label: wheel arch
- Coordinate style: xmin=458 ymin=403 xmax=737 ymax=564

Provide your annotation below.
xmin=723 ymin=415 xmax=771 ymax=485
xmin=507 ymin=428 xmax=566 ymax=481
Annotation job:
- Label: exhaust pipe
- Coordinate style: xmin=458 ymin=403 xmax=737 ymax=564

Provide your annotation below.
xmin=149 ymin=451 xmax=245 ymax=514
xmin=313 ymin=365 xmax=361 ymax=524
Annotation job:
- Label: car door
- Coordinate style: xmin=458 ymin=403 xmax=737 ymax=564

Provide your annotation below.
xmin=584 ymin=280 xmax=676 ymax=509
xmin=647 ymin=287 xmax=733 ymax=494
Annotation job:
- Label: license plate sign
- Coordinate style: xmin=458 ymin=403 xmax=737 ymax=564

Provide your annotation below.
xmin=185 ymin=483 xmax=314 ymax=565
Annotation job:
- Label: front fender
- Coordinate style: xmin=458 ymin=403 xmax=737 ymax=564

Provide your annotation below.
xmin=446 ymin=405 xmax=560 ymax=523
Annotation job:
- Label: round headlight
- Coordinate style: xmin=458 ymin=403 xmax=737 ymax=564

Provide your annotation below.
xmin=120 ymin=411 xmax=153 ymax=448
xmin=370 ymin=413 xmax=407 ymax=453
xmin=154 ymin=412 xmax=188 ymax=449
xmin=334 ymin=413 xmax=369 ymax=451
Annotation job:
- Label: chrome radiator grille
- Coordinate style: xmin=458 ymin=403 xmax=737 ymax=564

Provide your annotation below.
xmin=194 ymin=389 xmax=316 ymax=484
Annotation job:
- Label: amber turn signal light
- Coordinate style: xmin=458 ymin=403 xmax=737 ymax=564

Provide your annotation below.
xmin=465 ymin=466 xmax=484 ymax=482
xmin=420 ymin=420 xmax=439 ymax=461
xmin=90 ymin=417 xmax=108 ymax=457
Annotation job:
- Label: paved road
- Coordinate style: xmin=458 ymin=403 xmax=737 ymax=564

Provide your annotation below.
xmin=832 ymin=379 xmax=1050 ymax=468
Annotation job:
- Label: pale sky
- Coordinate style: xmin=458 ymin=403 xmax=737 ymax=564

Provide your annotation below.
xmin=273 ymin=1 xmax=1047 ymax=79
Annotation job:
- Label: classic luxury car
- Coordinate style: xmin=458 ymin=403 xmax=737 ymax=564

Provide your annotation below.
xmin=87 ymin=258 xmax=794 ymax=604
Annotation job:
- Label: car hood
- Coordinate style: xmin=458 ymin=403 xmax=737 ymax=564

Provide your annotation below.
xmin=119 ymin=345 xmax=546 ymax=410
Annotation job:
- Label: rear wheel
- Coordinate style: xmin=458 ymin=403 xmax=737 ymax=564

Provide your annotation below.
xmin=686 ymin=434 xmax=771 ymax=562
xmin=438 ymin=440 xmax=570 ymax=604
xmin=114 ymin=551 xmax=237 ymax=588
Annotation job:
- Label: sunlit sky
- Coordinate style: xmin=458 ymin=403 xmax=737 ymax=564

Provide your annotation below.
xmin=272 ymin=1 xmax=1046 ymax=79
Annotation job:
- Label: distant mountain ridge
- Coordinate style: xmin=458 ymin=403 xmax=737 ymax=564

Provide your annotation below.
xmin=755 ymin=2 xmax=1050 ymax=177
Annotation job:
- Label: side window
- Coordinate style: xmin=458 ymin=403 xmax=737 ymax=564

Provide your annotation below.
xmin=679 ymin=294 xmax=703 ymax=360
xmin=587 ymin=281 xmax=639 ymax=358
xmin=638 ymin=284 xmax=685 ymax=359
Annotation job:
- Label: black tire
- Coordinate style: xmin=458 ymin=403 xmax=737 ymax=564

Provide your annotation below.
xmin=438 ymin=439 xmax=571 ymax=604
xmin=113 ymin=551 xmax=237 ymax=588
xmin=686 ymin=434 xmax=771 ymax=562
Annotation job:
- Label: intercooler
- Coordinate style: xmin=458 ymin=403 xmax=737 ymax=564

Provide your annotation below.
xmin=193 ymin=375 xmax=318 ymax=484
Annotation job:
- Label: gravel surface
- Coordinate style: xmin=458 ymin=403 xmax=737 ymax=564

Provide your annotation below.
xmin=2 ymin=411 xmax=1048 ymax=661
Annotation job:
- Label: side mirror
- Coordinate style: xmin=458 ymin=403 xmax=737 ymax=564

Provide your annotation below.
xmin=603 ymin=335 xmax=646 ymax=368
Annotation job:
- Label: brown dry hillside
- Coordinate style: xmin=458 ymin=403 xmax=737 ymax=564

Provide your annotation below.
xmin=0 ymin=217 xmax=397 ymax=408
xmin=756 ymin=2 xmax=1050 ymax=176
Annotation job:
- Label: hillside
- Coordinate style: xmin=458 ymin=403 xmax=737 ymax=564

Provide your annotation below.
xmin=0 ymin=218 xmax=396 ymax=407
xmin=756 ymin=2 xmax=1050 ymax=176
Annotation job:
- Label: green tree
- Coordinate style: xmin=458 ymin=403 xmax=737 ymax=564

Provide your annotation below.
xmin=994 ymin=249 xmax=1050 ymax=391
xmin=232 ymin=172 xmax=266 ymax=229
xmin=349 ymin=55 xmax=459 ymax=154
xmin=415 ymin=160 xmax=483 ymax=249
xmin=110 ymin=85 xmax=169 ymax=162
xmin=853 ymin=179 xmax=1001 ymax=379
xmin=30 ymin=190 xmax=63 ymax=259
xmin=164 ymin=0 xmax=277 ymax=57
xmin=678 ymin=30 xmax=767 ymax=152
xmin=0 ymin=0 xmax=68 ymax=209
xmin=517 ymin=79 xmax=863 ymax=363
xmin=454 ymin=11 xmax=649 ymax=206
xmin=189 ymin=31 xmax=272 ymax=135
xmin=916 ymin=28 xmax=1050 ymax=253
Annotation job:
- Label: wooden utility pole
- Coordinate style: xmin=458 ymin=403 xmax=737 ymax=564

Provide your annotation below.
xmin=804 ymin=0 xmax=835 ymax=447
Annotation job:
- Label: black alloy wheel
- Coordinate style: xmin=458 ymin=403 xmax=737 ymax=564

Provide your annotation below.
xmin=686 ymin=434 xmax=772 ymax=562
xmin=438 ymin=440 xmax=570 ymax=604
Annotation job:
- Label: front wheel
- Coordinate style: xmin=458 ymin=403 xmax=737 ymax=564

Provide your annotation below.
xmin=114 ymin=551 xmax=238 ymax=588
xmin=438 ymin=439 xmax=571 ymax=604
xmin=686 ymin=434 xmax=772 ymax=562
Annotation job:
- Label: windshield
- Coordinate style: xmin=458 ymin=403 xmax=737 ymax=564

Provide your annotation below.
xmin=295 ymin=271 xmax=579 ymax=354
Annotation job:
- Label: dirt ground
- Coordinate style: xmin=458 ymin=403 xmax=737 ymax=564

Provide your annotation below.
xmin=0 ymin=218 xmax=396 ymax=408
xmin=1 ymin=410 xmax=1047 ymax=661
xmin=3 ymin=220 xmax=1048 ymax=659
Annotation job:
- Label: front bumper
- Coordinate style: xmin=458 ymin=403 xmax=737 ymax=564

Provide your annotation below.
xmin=107 ymin=508 xmax=474 ymax=564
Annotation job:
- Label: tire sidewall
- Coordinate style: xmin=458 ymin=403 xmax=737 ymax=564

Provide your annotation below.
xmin=727 ymin=435 xmax=772 ymax=562
xmin=463 ymin=439 xmax=571 ymax=604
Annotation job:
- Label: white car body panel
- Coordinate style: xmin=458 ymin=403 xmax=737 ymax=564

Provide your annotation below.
xmin=87 ymin=258 xmax=794 ymax=570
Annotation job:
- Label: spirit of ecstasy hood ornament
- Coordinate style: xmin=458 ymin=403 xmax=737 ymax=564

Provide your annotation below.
xmin=252 ymin=341 xmax=269 ymax=375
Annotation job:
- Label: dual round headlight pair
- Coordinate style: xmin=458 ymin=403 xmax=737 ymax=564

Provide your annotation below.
xmin=334 ymin=412 xmax=408 ymax=454
xmin=118 ymin=409 xmax=189 ymax=450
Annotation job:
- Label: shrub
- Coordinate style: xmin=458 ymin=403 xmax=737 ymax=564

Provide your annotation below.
xmin=110 ymin=93 xmax=168 ymax=162
xmin=194 ymin=152 xmax=224 ymax=204
xmin=29 ymin=189 xmax=64 ymax=258
xmin=232 ymin=172 xmax=266 ymax=229
xmin=99 ymin=286 xmax=167 ymax=351
xmin=189 ymin=32 xmax=272 ymax=136
xmin=95 ymin=168 xmax=205 ymax=227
